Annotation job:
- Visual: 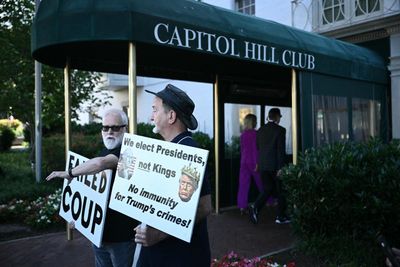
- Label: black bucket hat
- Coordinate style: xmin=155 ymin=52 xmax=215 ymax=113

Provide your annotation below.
xmin=145 ymin=84 xmax=198 ymax=130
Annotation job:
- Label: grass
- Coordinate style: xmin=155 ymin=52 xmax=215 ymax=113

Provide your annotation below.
xmin=0 ymin=149 xmax=62 ymax=204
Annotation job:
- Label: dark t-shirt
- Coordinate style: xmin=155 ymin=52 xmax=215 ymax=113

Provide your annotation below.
xmin=99 ymin=145 xmax=139 ymax=242
xmin=138 ymin=131 xmax=211 ymax=267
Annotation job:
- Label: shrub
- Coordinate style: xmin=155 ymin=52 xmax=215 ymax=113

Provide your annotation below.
xmin=0 ymin=150 xmax=62 ymax=204
xmin=0 ymin=119 xmax=24 ymax=143
xmin=0 ymin=125 xmax=16 ymax=151
xmin=24 ymin=188 xmax=63 ymax=229
xmin=225 ymin=136 xmax=240 ymax=159
xmin=192 ymin=131 xmax=215 ymax=197
xmin=0 ymin=188 xmax=63 ymax=229
xmin=42 ymin=133 xmax=104 ymax=176
xmin=0 ymin=199 xmax=29 ymax=223
xmin=0 ymin=118 xmax=23 ymax=134
xmin=211 ymin=251 xmax=295 ymax=267
xmin=281 ymin=139 xmax=400 ymax=266
xmin=72 ymin=132 xmax=103 ymax=158
xmin=137 ymin=122 xmax=162 ymax=139
xmin=192 ymin=131 xmax=212 ymax=151
xmin=23 ymin=123 xmax=31 ymax=144
xmin=42 ymin=134 xmax=67 ymax=175
xmin=72 ymin=122 xmax=102 ymax=135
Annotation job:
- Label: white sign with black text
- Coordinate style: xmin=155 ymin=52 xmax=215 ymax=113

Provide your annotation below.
xmin=109 ymin=134 xmax=209 ymax=242
xmin=59 ymin=151 xmax=112 ymax=247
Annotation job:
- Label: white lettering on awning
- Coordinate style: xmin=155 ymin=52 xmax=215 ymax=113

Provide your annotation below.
xmin=153 ymin=22 xmax=316 ymax=70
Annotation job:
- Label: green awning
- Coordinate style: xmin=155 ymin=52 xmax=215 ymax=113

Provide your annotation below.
xmin=31 ymin=0 xmax=387 ymax=84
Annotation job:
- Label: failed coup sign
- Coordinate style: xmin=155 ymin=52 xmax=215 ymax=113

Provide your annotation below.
xmin=109 ymin=134 xmax=209 ymax=242
xmin=59 ymin=151 xmax=112 ymax=247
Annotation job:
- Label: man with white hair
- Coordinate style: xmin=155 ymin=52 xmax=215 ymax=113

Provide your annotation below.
xmin=46 ymin=108 xmax=139 ymax=267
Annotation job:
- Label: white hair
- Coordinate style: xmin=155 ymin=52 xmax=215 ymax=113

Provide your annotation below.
xmin=102 ymin=108 xmax=128 ymax=125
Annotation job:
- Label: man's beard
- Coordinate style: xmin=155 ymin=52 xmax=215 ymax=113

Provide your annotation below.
xmin=103 ymin=134 xmax=123 ymax=150
xmin=152 ymin=122 xmax=160 ymax=134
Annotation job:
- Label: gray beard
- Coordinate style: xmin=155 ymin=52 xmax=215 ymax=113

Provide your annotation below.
xmin=103 ymin=135 xmax=123 ymax=150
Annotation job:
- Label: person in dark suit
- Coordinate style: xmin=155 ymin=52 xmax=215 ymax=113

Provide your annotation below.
xmin=249 ymin=107 xmax=290 ymax=224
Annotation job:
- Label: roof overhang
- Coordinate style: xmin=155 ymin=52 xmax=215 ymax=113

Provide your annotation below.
xmin=31 ymin=0 xmax=388 ymax=84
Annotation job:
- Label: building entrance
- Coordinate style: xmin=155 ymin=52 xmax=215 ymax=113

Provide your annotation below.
xmin=221 ymin=103 xmax=293 ymax=208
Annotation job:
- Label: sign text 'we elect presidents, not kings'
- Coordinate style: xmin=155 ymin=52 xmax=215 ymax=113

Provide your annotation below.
xmin=109 ymin=134 xmax=209 ymax=242
xmin=59 ymin=152 xmax=112 ymax=248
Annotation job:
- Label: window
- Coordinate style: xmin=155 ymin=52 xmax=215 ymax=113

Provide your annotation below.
xmin=224 ymin=103 xmax=260 ymax=144
xmin=312 ymin=95 xmax=382 ymax=145
xmin=302 ymin=72 xmax=386 ymax=149
xmin=355 ymin=0 xmax=381 ymax=17
xmin=322 ymin=0 xmax=345 ymax=25
xmin=313 ymin=0 xmax=384 ymax=31
xmin=235 ymin=0 xmax=255 ymax=15
xmin=352 ymin=98 xmax=381 ymax=141
xmin=313 ymin=95 xmax=349 ymax=146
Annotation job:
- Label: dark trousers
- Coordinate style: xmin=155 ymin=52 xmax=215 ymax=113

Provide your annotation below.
xmin=253 ymin=170 xmax=287 ymax=218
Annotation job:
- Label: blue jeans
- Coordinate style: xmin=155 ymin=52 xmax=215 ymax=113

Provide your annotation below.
xmin=92 ymin=241 xmax=136 ymax=267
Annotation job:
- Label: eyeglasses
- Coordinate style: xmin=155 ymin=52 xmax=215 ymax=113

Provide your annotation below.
xmin=102 ymin=125 xmax=126 ymax=132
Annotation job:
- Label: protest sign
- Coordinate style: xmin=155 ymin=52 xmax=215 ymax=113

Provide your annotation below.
xmin=109 ymin=134 xmax=209 ymax=242
xmin=59 ymin=151 xmax=112 ymax=247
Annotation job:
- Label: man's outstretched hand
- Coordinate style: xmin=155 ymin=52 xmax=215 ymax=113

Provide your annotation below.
xmin=46 ymin=171 xmax=73 ymax=183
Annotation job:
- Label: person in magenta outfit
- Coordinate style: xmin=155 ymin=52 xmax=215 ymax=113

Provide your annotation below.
xmin=237 ymin=114 xmax=264 ymax=214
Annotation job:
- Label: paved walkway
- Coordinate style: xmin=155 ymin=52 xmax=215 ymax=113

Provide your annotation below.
xmin=0 ymin=207 xmax=295 ymax=267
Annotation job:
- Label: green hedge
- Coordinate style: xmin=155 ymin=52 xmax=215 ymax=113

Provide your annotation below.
xmin=0 ymin=150 xmax=62 ymax=204
xmin=0 ymin=125 xmax=16 ymax=151
xmin=137 ymin=122 xmax=162 ymax=140
xmin=281 ymin=139 xmax=400 ymax=266
xmin=0 ymin=119 xmax=23 ymax=137
xmin=42 ymin=133 xmax=104 ymax=176
xmin=72 ymin=122 xmax=102 ymax=135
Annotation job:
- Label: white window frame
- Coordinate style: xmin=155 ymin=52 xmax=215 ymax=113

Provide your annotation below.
xmin=352 ymin=0 xmax=383 ymax=21
xmin=235 ymin=0 xmax=255 ymax=15
xmin=312 ymin=0 xmax=385 ymax=32
xmin=320 ymin=0 xmax=347 ymax=26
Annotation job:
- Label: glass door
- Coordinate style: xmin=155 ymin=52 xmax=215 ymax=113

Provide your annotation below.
xmin=221 ymin=103 xmax=292 ymax=208
xmin=221 ymin=103 xmax=261 ymax=208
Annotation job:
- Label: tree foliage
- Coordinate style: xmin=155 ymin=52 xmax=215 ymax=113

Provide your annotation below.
xmin=0 ymin=0 xmax=110 ymax=136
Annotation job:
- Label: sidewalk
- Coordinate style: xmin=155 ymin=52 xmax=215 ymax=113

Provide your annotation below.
xmin=0 ymin=207 xmax=296 ymax=267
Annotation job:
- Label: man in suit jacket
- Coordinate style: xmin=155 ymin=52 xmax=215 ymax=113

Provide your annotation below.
xmin=249 ymin=108 xmax=290 ymax=224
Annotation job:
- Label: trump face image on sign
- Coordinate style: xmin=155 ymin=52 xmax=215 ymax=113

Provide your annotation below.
xmin=178 ymin=165 xmax=200 ymax=202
